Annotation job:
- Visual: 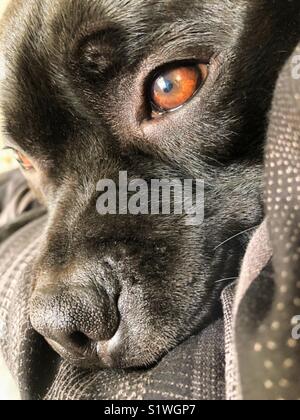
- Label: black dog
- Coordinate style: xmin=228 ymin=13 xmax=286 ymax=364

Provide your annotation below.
xmin=0 ymin=0 xmax=297 ymax=369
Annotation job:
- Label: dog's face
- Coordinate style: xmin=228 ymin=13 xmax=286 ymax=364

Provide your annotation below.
xmin=0 ymin=0 xmax=293 ymax=369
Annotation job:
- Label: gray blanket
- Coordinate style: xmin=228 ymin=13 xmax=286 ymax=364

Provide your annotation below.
xmin=0 ymin=41 xmax=300 ymax=400
xmin=234 ymin=43 xmax=300 ymax=400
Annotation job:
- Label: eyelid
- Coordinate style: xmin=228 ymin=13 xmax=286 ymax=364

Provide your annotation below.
xmin=2 ymin=145 xmax=20 ymax=154
xmin=1 ymin=146 xmax=19 ymax=156
xmin=149 ymin=59 xmax=208 ymax=85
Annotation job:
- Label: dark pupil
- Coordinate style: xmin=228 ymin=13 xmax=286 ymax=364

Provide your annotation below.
xmin=162 ymin=78 xmax=174 ymax=94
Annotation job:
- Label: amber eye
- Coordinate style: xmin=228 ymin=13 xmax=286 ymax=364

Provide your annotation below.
xmin=15 ymin=151 xmax=34 ymax=171
xmin=151 ymin=63 xmax=208 ymax=114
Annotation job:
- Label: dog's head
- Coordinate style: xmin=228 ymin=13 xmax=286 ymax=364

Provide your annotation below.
xmin=0 ymin=0 xmax=296 ymax=369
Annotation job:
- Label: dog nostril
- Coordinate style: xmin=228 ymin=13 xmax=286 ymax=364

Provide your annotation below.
xmin=69 ymin=332 xmax=91 ymax=349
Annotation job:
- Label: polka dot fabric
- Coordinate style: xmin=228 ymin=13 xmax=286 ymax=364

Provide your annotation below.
xmin=236 ymin=44 xmax=300 ymax=400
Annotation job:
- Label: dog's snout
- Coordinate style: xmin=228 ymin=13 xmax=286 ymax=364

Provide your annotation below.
xmin=30 ymin=283 xmax=120 ymax=364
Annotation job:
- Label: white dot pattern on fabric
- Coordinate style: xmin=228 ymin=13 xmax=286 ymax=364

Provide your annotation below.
xmin=237 ymin=43 xmax=300 ymax=401
xmin=258 ymin=44 xmax=300 ymax=400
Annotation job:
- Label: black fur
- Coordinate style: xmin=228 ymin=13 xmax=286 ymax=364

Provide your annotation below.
xmin=0 ymin=0 xmax=298 ymax=369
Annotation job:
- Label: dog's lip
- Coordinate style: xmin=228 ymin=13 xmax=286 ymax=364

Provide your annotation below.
xmin=45 ymin=337 xmax=120 ymax=369
xmin=46 ymin=338 xmax=103 ymax=368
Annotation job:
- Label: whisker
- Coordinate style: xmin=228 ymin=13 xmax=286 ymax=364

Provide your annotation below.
xmin=215 ymin=277 xmax=238 ymax=284
xmin=214 ymin=225 xmax=259 ymax=251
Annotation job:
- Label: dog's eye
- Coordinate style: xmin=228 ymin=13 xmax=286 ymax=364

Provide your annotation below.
xmin=2 ymin=147 xmax=34 ymax=171
xmin=150 ymin=63 xmax=208 ymax=115
xmin=15 ymin=151 xmax=34 ymax=171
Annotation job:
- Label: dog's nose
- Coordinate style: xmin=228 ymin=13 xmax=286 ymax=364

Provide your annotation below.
xmin=30 ymin=284 xmax=119 ymax=360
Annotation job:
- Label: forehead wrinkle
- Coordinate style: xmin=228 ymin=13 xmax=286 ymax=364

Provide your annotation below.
xmin=35 ymin=0 xmax=237 ymax=51
xmin=1 ymin=0 xmax=245 ymax=70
